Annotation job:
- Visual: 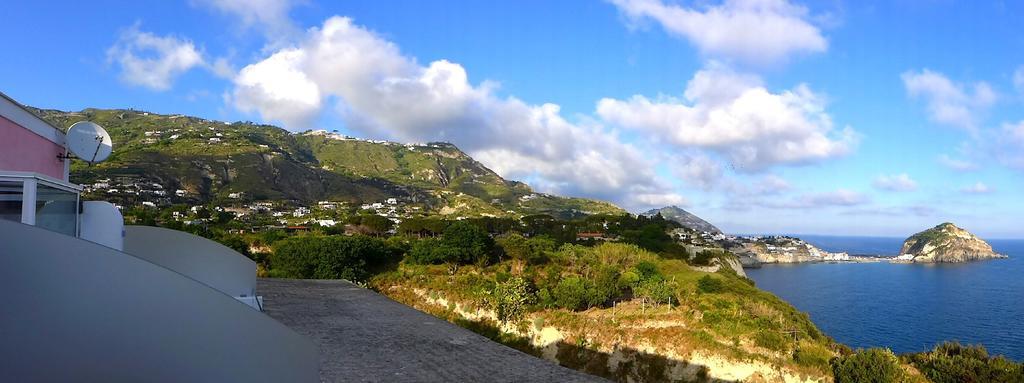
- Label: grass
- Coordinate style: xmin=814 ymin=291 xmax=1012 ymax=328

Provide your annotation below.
xmin=370 ymin=243 xmax=838 ymax=382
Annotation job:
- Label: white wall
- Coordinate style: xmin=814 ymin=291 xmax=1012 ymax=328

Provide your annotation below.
xmin=0 ymin=219 xmax=318 ymax=382
xmin=80 ymin=201 xmax=124 ymax=250
xmin=124 ymin=225 xmax=256 ymax=298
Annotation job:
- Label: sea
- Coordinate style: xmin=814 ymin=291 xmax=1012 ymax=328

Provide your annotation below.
xmin=744 ymin=235 xmax=1024 ymax=361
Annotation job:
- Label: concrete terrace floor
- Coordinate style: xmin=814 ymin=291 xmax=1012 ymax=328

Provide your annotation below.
xmin=257 ymin=278 xmax=606 ymax=383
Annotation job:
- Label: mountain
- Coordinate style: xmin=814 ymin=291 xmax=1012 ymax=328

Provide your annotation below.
xmin=32 ymin=107 xmax=624 ymax=218
xmin=897 ymin=222 xmax=1006 ymax=263
xmin=642 ymin=206 xmax=722 ymax=234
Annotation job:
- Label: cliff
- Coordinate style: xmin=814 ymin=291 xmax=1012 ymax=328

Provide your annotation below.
xmin=723 ymin=236 xmax=852 ymax=265
xmin=897 ymin=223 xmax=1006 ymax=263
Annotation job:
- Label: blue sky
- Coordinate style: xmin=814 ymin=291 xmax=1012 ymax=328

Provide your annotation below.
xmin=3 ymin=0 xmax=1024 ymax=238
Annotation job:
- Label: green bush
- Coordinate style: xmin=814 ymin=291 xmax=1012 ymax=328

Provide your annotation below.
xmin=635 ymin=277 xmax=674 ymax=305
xmin=407 ymin=238 xmax=450 ymax=264
xmin=491 ymin=277 xmax=536 ymax=323
xmin=793 ymin=342 xmax=833 ymax=370
xmin=618 ymin=270 xmax=640 ymax=288
xmin=697 ymin=275 xmax=725 ymax=294
xmin=553 ymin=276 xmax=592 ymax=311
xmin=753 ymin=330 xmax=788 ymax=352
xmin=904 ymin=342 xmax=1023 ymax=383
xmin=271 ymin=235 xmax=395 ymax=282
xmin=537 ymin=287 xmax=556 ymax=309
xmin=591 ymin=266 xmax=622 ymax=306
xmin=634 ymin=261 xmax=661 ymax=282
xmin=831 ymin=348 xmax=908 ymax=383
xmin=690 ymin=250 xmax=716 ymax=266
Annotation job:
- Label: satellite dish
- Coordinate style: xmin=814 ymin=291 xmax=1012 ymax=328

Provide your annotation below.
xmin=66 ymin=121 xmax=113 ymax=164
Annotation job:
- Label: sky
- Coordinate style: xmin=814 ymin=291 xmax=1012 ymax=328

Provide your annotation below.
xmin=3 ymin=0 xmax=1024 ymax=238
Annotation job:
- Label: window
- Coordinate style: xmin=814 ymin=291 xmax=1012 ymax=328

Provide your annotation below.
xmin=34 ymin=183 xmax=79 ymax=236
xmin=0 ymin=180 xmax=22 ymax=223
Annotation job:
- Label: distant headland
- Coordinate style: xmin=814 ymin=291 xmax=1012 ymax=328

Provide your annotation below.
xmin=893 ymin=222 xmax=1007 ymax=263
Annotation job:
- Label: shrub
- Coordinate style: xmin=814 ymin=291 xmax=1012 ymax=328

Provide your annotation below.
xmin=618 ymin=271 xmax=640 ymax=288
xmin=753 ymin=330 xmax=788 ymax=352
xmin=491 ymin=277 xmax=536 ymax=323
xmin=691 ymin=250 xmax=716 ymax=266
xmin=635 ymin=277 xmax=675 ymax=305
xmin=831 ymin=348 xmax=907 ymax=383
xmin=793 ymin=342 xmax=833 ymax=370
xmin=537 ymin=288 xmax=556 ymax=309
xmin=697 ymin=275 xmax=725 ymax=294
xmin=553 ymin=276 xmax=592 ymax=311
xmin=590 ymin=266 xmax=622 ymax=306
xmin=407 ymin=238 xmax=450 ymax=264
xmin=634 ymin=261 xmax=661 ymax=281
xmin=271 ymin=235 xmax=395 ymax=282
xmin=905 ymin=342 xmax=1024 ymax=383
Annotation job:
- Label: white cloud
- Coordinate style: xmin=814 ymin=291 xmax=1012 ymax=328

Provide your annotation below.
xmin=107 ymin=24 xmax=205 ymax=91
xmin=995 ymin=121 xmax=1024 ymax=170
xmin=801 ymin=189 xmax=867 ymax=207
xmin=597 ymin=63 xmax=856 ymax=172
xmin=901 ymin=69 xmax=997 ymax=131
xmin=672 ymin=153 xmax=723 ymax=190
xmin=757 ymin=188 xmax=868 ymax=209
xmin=841 ymin=205 xmax=936 ymax=217
xmin=230 ymin=16 xmax=680 ymax=210
xmin=233 ymin=48 xmax=322 ymax=127
xmin=608 ymin=0 xmax=827 ymax=65
xmin=937 ymin=154 xmax=979 ymax=172
xmin=194 ymin=0 xmax=301 ymax=47
xmin=753 ymin=174 xmax=792 ymax=195
xmin=872 ymin=173 xmax=918 ymax=192
xmin=961 ymin=182 xmax=993 ymax=194
xmin=210 ymin=57 xmax=236 ymax=79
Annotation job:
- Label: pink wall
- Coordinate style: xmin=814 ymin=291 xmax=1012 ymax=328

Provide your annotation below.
xmin=0 ymin=115 xmax=67 ymax=180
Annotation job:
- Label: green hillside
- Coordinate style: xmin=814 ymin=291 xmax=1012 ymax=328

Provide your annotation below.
xmin=33 ymin=107 xmax=623 ymax=217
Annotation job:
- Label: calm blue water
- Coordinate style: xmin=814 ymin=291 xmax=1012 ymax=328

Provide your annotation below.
xmin=745 ymin=236 xmax=1024 ymax=360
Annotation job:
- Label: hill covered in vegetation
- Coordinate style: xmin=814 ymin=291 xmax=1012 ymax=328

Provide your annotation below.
xmin=897 ymin=222 xmax=1006 ymax=263
xmin=34 ymin=107 xmax=623 ymax=218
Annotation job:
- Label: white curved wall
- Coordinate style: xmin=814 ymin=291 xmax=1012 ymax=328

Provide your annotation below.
xmin=0 ymin=220 xmax=318 ymax=382
xmin=80 ymin=201 xmax=124 ymax=250
xmin=124 ymin=225 xmax=256 ymax=298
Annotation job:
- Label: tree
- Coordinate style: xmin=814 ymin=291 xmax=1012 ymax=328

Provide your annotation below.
xmin=491 ymin=277 xmax=536 ymax=324
xmin=218 ymin=234 xmax=252 ymax=259
xmin=440 ymin=221 xmax=496 ymax=265
xmin=407 ymin=238 xmax=455 ymax=265
xmin=498 ymin=233 xmax=555 ymax=266
xmin=552 ymin=276 xmax=591 ymax=311
xmin=359 ymin=214 xmax=394 ymax=236
xmin=271 ymin=235 xmax=395 ymax=282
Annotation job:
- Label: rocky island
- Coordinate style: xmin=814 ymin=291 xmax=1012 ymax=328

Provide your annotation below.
xmin=894 ymin=222 xmax=1007 ymax=263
